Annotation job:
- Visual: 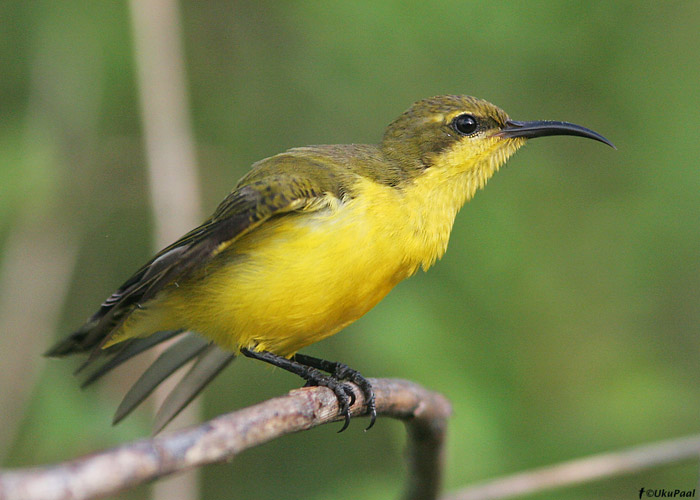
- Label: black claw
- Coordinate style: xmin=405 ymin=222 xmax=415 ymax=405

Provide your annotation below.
xmin=337 ymin=410 xmax=351 ymax=433
xmin=365 ymin=401 xmax=377 ymax=431
xmin=331 ymin=382 xmax=352 ymax=433
xmin=343 ymin=384 xmax=356 ymax=406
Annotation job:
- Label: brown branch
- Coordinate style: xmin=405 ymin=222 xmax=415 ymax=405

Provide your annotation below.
xmin=0 ymin=379 xmax=451 ymax=500
xmin=442 ymin=434 xmax=700 ymax=500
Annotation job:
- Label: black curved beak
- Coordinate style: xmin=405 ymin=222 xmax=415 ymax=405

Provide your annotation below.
xmin=499 ymin=120 xmax=615 ymax=149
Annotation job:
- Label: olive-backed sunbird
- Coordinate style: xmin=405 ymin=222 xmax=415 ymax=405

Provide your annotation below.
xmin=46 ymin=95 xmax=614 ymax=432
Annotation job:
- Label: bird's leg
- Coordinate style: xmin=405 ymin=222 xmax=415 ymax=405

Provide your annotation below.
xmin=292 ymin=353 xmax=376 ymax=430
xmin=239 ymin=348 xmax=356 ymax=431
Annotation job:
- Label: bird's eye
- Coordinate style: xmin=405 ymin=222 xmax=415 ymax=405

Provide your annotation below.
xmin=451 ymin=114 xmax=478 ymax=136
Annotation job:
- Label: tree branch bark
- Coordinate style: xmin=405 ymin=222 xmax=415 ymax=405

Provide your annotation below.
xmin=0 ymin=379 xmax=451 ymax=500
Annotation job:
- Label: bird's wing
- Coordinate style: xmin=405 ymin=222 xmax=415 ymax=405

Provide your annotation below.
xmin=47 ymin=173 xmax=337 ymax=358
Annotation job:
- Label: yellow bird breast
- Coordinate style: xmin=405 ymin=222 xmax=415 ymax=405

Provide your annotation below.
xmin=156 ymin=178 xmax=424 ymax=358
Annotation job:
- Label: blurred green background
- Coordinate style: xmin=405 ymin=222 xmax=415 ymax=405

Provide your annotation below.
xmin=1 ymin=1 xmax=699 ymax=499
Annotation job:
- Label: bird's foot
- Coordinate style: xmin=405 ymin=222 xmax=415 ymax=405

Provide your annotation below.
xmin=294 ymin=353 xmax=376 ymax=431
xmin=239 ymin=348 xmax=375 ymax=431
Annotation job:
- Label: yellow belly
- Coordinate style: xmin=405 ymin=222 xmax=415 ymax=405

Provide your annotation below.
xmin=150 ymin=183 xmax=418 ymax=357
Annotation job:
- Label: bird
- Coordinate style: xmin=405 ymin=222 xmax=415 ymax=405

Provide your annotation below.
xmin=46 ymin=95 xmax=614 ymax=432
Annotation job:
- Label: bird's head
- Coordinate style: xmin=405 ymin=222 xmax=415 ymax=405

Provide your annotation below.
xmin=381 ymin=95 xmax=613 ymax=178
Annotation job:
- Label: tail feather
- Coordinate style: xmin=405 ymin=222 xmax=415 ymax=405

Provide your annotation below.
xmin=153 ymin=346 xmax=236 ymax=433
xmin=49 ymin=325 xmax=236 ymax=431
xmin=112 ymin=333 xmax=210 ymax=425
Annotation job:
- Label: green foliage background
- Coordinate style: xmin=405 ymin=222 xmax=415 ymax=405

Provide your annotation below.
xmin=1 ymin=2 xmax=699 ymax=499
